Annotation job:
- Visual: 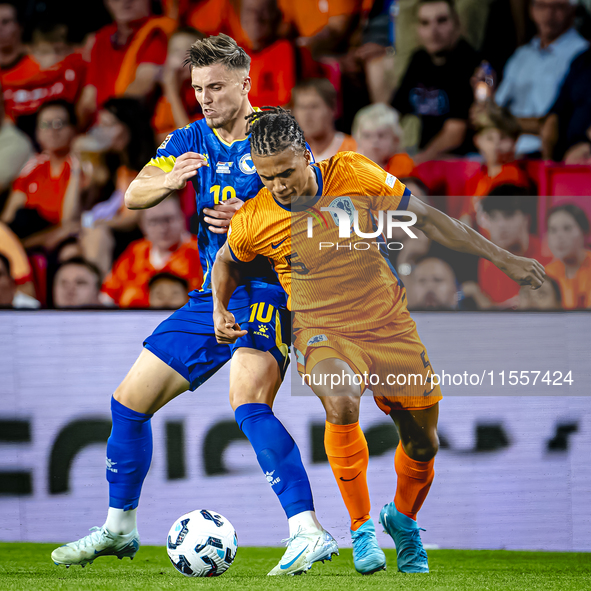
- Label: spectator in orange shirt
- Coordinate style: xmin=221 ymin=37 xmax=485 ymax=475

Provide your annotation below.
xmin=278 ymin=0 xmax=363 ymax=58
xmin=462 ymin=103 xmax=531 ymax=228
xmin=545 ymin=204 xmax=591 ymax=309
xmin=292 ymin=78 xmax=356 ymax=161
xmin=241 ymin=0 xmax=298 ymax=108
xmin=1 ymin=100 xmax=81 ymax=250
xmin=53 ymin=256 xmax=102 ymax=308
xmin=463 ymin=194 xmax=551 ymax=309
xmin=77 ymin=0 xmax=175 ymax=127
xmin=352 ymin=103 xmax=414 ymax=177
xmin=2 ymin=22 xmax=86 ymax=141
xmin=101 ymin=196 xmax=202 ymax=308
xmin=152 ymin=27 xmax=203 ymax=143
xmin=148 ymin=272 xmax=190 ymax=309
xmin=185 ymin=0 xmax=247 ymax=47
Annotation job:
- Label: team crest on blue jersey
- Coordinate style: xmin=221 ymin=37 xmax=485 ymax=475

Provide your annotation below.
xmin=327 ymin=197 xmax=355 ymax=229
xmin=307 ymin=334 xmax=328 ymax=346
xmin=239 ymin=153 xmax=256 ymax=175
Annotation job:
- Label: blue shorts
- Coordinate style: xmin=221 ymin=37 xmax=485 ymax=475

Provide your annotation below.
xmin=144 ymin=282 xmax=290 ymax=391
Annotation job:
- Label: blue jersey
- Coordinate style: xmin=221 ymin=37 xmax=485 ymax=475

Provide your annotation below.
xmin=148 ymin=118 xmax=269 ymax=290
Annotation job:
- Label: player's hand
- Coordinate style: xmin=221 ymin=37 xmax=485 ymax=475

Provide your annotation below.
xmin=500 ymin=254 xmax=546 ymax=289
xmin=164 ymin=152 xmax=208 ymax=191
xmin=213 ymin=309 xmax=248 ymax=344
xmin=203 ymin=197 xmax=244 ymax=234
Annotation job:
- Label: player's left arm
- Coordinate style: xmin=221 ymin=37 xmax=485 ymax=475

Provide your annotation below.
xmin=408 ymin=195 xmax=546 ymax=289
xmin=211 ymin=242 xmax=248 ymax=344
xmin=211 ymin=208 xmax=258 ymax=343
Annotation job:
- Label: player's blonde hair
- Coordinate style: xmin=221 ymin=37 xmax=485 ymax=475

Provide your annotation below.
xmin=352 ymin=104 xmax=403 ymax=142
xmin=185 ymin=33 xmax=251 ymax=72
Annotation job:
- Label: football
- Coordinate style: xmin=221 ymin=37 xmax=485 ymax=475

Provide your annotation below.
xmin=166 ymin=509 xmax=238 ymax=577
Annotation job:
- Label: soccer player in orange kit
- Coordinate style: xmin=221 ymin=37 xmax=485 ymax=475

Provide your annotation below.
xmin=211 ymin=108 xmax=546 ymax=575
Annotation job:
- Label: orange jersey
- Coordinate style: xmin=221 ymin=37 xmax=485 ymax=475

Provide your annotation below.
xmin=385 ymin=153 xmax=415 ymax=178
xmin=545 ymin=250 xmax=591 ymax=309
xmin=278 ymin=0 xmax=363 ymax=38
xmin=2 ymin=53 xmax=86 ymax=121
xmin=102 ymin=236 xmax=202 ymax=308
xmin=186 ymin=0 xmax=247 ymax=47
xmin=87 ymin=17 xmax=172 ymax=109
xmin=247 ymin=40 xmax=297 ymax=108
xmin=12 ymin=154 xmax=72 ymax=225
xmin=228 ymin=151 xmax=413 ymax=333
xmin=461 ymin=163 xmax=531 ymax=220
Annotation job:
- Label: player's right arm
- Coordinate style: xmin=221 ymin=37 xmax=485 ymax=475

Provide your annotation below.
xmin=408 ymin=195 xmax=546 ymax=289
xmin=125 ymin=152 xmax=208 ymax=209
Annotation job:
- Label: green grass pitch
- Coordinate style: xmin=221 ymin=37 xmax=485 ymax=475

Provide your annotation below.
xmin=1 ymin=543 xmax=590 ymax=591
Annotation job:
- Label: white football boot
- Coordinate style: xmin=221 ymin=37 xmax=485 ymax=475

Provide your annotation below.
xmin=51 ymin=526 xmax=140 ymax=567
xmin=267 ymin=527 xmax=339 ymax=576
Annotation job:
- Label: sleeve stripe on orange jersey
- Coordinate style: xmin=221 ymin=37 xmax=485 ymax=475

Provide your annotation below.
xmin=399 ymin=188 xmax=411 ymax=210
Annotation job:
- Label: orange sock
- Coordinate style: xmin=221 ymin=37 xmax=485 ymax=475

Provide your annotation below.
xmin=324 ymin=421 xmax=370 ymax=531
xmin=394 ymin=443 xmax=434 ymax=520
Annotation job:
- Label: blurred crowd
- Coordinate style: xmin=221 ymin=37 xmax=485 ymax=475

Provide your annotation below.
xmin=0 ymin=0 xmax=590 ymax=311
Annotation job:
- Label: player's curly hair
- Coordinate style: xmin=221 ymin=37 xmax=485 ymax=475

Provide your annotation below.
xmin=185 ymin=33 xmax=250 ymax=72
xmin=245 ymin=107 xmax=307 ymax=157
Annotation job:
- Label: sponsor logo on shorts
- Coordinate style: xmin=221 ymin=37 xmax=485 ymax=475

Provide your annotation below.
xmin=307 ymin=334 xmax=328 ymax=346
xmin=254 ymin=324 xmax=269 ymax=339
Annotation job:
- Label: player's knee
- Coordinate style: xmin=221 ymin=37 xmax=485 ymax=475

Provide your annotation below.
xmin=405 ymin=434 xmax=439 ymax=462
xmin=113 ymin=383 xmax=130 ymax=406
xmin=321 ymin=393 xmax=361 ymax=425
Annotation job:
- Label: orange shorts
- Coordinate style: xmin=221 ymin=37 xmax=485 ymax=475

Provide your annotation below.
xmin=294 ymin=320 xmax=442 ymax=413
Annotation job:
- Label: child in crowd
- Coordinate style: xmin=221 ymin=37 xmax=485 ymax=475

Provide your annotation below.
xmin=461 ymin=103 xmax=531 ymax=229
xmin=352 ymin=103 xmax=414 ymax=178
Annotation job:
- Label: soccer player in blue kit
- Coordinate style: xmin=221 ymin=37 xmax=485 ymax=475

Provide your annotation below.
xmin=51 ymin=34 xmax=337 ymax=576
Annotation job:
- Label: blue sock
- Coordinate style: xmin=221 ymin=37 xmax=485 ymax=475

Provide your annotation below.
xmin=107 ymin=397 xmax=153 ymax=511
xmin=235 ymin=403 xmax=314 ymax=518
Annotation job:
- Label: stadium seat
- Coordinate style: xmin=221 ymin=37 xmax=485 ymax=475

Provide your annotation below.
xmin=413 ymin=160 xmax=482 ymax=218
xmin=538 ymin=163 xmax=591 ymax=198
